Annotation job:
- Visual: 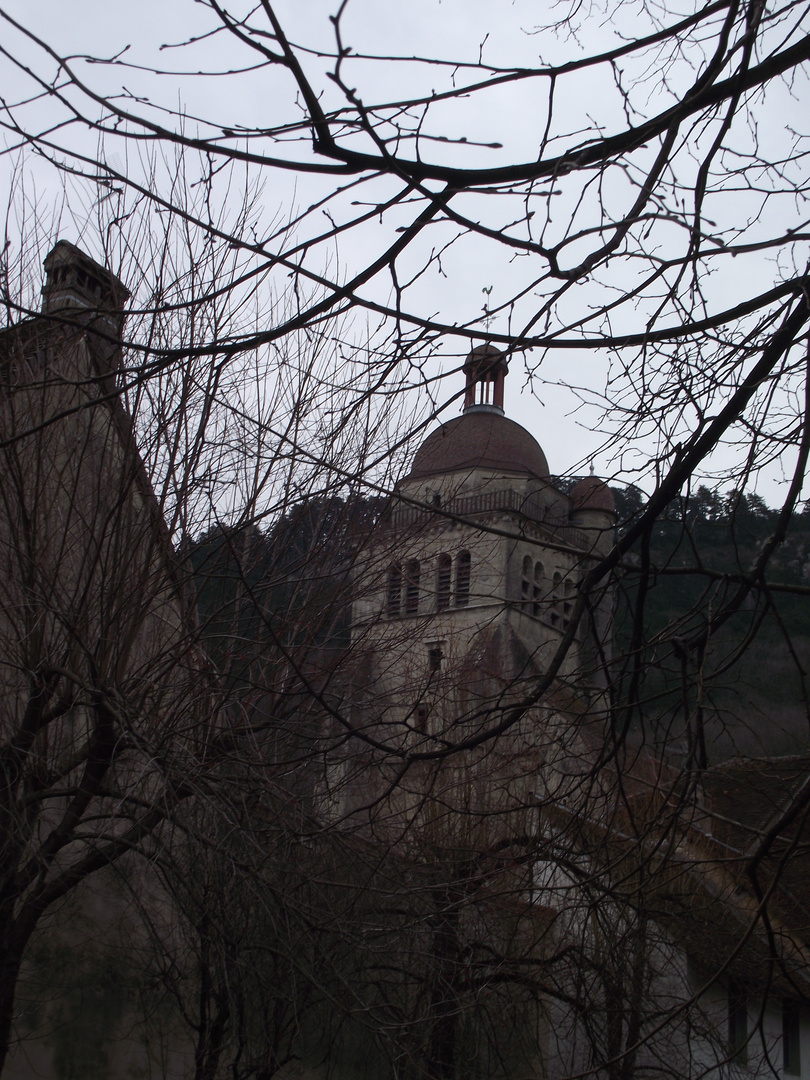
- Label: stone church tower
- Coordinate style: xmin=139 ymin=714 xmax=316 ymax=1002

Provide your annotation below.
xmin=342 ymin=345 xmax=617 ymax=833
xmin=352 ymin=345 xmax=615 ymax=718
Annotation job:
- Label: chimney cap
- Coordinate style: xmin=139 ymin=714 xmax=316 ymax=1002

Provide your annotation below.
xmin=41 ymin=240 xmax=130 ymax=315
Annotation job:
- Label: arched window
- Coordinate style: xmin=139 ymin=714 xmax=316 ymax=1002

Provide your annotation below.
xmin=386 ymin=563 xmax=402 ymax=617
xmin=533 ymin=561 xmax=544 ymax=618
xmin=521 ymin=554 xmax=532 ymax=610
xmin=404 ymin=559 xmax=421 ymax=614
xmin=455 ymin=551 xmax=471 ymax=607
xmin=436 ymin=553 xmax=452 ymax=611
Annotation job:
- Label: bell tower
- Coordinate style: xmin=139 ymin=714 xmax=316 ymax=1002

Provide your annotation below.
xmin=463 ymin=344 xmax=508 ymax=413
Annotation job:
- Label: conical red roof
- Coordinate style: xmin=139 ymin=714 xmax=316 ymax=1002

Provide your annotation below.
xmin=570 ymin=474 xmax=615 ymax=513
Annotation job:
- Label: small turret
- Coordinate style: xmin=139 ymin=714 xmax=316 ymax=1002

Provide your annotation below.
xmin=569 ymin=469 xmax=616 ymax=554
xmin=463 ymin=344 xmax=508 ymax=414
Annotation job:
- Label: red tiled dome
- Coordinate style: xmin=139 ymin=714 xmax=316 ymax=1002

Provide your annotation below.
xmin=570 ymin=475 xmax=616 ymax=514
xmin=406 ymin=411 xmax=549 ymax=481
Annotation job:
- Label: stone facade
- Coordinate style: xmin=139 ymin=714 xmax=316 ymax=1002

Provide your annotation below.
xmin=0 ymin=243 xmax=208 ymax=1080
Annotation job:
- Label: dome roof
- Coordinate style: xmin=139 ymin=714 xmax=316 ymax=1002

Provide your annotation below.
xmin=406 ymin=411 xmax=549 ymax=482
xmin=570 ymin=475 xmax=616 ymax=514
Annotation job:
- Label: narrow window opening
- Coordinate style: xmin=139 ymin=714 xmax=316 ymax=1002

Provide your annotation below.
xmin=437 ymin=553 xmax=452 ymax=611
xmin=550 ymin=571 xmax=563 ymax=628
xmin=455 ymin=551 xmax=471 ymax=607
xmin=562 ymin=578 xmax=575 ymax=629
xmin=386 ymin=564 xmax=402 ymax=617
xmin=475 ymin=377 xmax=493 ymax=405
xmin=533 ymin=561 xmax=544 ymax=618
xmin=728 ymin=981 xmax=748 ymax=1065
xmin=415 ymin=703 xmax=429 ymax=732
xmin=521 ymin=554 xmax=532 ymax=611
xmin=784 ymin=1000 xmax=801 ymax=1076
xmin=428 ymin=646 xmax=443 ymax=673
xmin=563 ymin=578 xmax=575 ymax=615
xmin=404 ymin=559 xmax=421 ymax=614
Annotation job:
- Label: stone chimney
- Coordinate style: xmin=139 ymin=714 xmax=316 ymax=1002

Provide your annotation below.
xmin=41 ymin=240 xmax=129 ymax=336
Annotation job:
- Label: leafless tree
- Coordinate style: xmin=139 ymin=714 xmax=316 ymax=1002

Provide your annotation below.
xmin=0 ymin=161 xmax=418 ymax=1077
xmin=2 ymin=3 xmax=810 ymax=1078
xmin=1 ymin=0 xmax=808 ymax=733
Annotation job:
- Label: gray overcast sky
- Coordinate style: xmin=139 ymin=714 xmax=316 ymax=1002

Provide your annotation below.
xmin=1 ymin=1 xmax=808 ymax=501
